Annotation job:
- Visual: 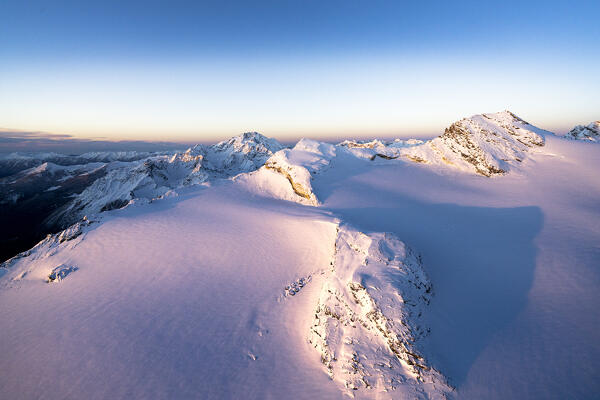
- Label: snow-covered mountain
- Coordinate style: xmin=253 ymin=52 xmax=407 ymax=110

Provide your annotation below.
xmin=0 ymin=112 xmax=556 ymax=243
xmin=1 ymin=111 xmax=599 ymax=399
xmin=398 ymin=111 xmax=547 ymax=176
xmin=0 ymin=161 xmax=106 ymax=207
xmin=565 ymin=121 xmax=600 ymax=142
xmin=200 ymin=131 xmax=283 ymax=172
xmin=0 ymin=132 xmax=282 ymax=263
xmin=49 ymin=131 xmax=282 ymax=225
xmin=0 ymin=210 xmax=451 ymax=399
xmin=239 ymin=111 xmax=550 ymax=207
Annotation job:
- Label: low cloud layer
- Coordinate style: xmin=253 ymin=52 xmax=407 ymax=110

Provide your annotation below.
xmin=0 ymin=129 xmax=191 ymax=154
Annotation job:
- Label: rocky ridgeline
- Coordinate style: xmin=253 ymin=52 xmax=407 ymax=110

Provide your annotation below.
xmin=398 ymin=111 xmax=546 ymax=176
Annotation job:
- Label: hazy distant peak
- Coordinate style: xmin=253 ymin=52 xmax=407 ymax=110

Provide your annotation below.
xmin=565 ymin=121 xmax=600 ymax=142
xmin=214 ymin=131 xmax=282 ymax=153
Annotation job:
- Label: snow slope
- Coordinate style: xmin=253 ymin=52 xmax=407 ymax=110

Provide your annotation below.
xmin=0 ymin=132 xmax=283 ymax=264
xmin=0 ymin=183 xmax=449 ymax=399
xmin=0 ymin=186 xmax=340 ymax=399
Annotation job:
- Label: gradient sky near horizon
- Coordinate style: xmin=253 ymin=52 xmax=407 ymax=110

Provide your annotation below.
xmin=1 ymin=0 xmax=599 ymax=142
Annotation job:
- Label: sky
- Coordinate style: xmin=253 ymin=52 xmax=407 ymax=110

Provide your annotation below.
xmin=1 ymin=0 xmax=599 ymax=143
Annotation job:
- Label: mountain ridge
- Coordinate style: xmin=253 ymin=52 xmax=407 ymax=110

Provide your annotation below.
xmin=0 ymin=111 xmax=588 ymax=262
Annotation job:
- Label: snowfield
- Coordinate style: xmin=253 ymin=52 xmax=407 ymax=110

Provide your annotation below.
xmin=1 ymin=111 xmax=599 ymax=399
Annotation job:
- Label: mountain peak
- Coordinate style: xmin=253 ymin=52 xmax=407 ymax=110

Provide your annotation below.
xmin=399 ymin=110 xmax=545 ymax=176
xmin=240 ymin=131 xmax=267 ymax=140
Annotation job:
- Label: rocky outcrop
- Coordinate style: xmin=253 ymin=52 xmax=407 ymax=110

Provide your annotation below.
xmin=308 ymin=225 xmax=451 ymax=398
xmin=46 ymin=264 xmax=78 ymax=283
xmin=237 ymin=139 xmax=336 ymax=206
xmin=1 ymin=217 xmax=95 ymax=277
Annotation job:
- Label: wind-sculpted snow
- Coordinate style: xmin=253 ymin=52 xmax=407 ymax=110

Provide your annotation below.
xmin=399 ymin=111 xmax=546 ymax=176
xmin=237 ymin=139 xmax=336 ymax=205
xmin=309 ymin=225 xmax=451 ymax=398
xmin=565 ymin=121 xmax=600 ymax=142
xmin=0 ymin=195 xmax=451 ymax=398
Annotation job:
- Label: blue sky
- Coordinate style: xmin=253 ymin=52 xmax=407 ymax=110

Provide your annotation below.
xmin=1 ymin=0 xmax=599 ymax=141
